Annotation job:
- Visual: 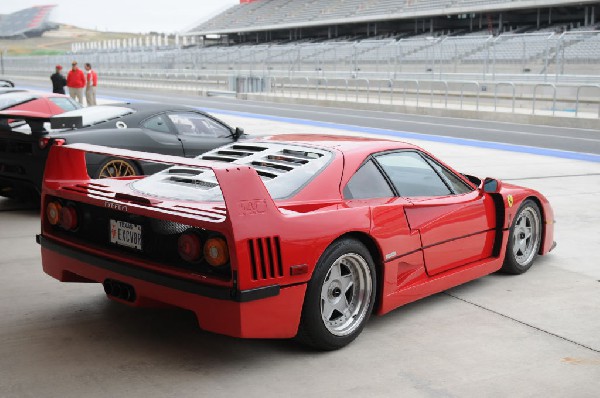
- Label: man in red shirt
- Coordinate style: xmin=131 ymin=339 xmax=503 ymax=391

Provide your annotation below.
xmin=84 ymin=63 xmax=98 ymax=106
xmin=66 ymin=61 xmax=86 ymax=104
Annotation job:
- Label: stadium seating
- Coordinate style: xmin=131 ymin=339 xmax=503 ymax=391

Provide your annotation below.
xmin=189 ymin=0 xmax=592 ymax=34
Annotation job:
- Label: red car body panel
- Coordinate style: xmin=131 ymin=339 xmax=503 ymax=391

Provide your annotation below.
xmin=38 ymin=137 xmax=555 ymax=339
xmin=1 ymin=91 xmax=78 ymax=116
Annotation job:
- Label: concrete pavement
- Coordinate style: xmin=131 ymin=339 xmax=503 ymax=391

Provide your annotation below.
xmin=0 ymin=111 xmax=599 ymax=398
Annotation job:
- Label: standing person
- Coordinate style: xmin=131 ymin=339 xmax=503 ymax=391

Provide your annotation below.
xmin=50 ymin=65 xmax=66 ymax=94
xmin=66 ymin=61 xmax=85 ymax=104
xmin=84 ymin=63 xmax=98 ymax=106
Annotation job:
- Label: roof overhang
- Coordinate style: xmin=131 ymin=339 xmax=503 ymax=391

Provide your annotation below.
xmin=186 ymin=0 xmax=598 ymax=36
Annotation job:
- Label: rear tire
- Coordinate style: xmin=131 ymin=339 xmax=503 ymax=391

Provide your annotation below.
xmin=501 ymin=199 xmax=542 ymax=274
xmin=95 ymin=158 xmax=139 ymax=179
xmin=297 ymin=238 xmax=376 ymax=350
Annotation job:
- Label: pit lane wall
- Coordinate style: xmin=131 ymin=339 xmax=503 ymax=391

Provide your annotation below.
xmin=4 ymin=72 xmax=598 ymax=129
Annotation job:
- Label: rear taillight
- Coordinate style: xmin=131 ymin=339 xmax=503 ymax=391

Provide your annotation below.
xmin=59 ymin=205 xmax=78 ymax=231
xmin=46 ymin=201 xmax=62 ymax=225
xmin=38 ymin=137 xmax=66 ymax=150
xmin=178 ymin=232 xmax=202 ymax=262
xmin=46 ymin=200 xmax=78 ymax=231
xmin=204 ymin=237 xmax=229 ymax=267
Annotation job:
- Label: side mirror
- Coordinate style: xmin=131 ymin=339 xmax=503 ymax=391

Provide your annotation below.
xmin=233 ymin=127 xmax=244 ymax=141
xmin=481 ymin=177 xmax=502 ymax=194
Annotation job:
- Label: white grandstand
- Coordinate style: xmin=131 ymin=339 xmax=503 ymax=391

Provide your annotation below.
xmin=3 ymin=0 xmax=599 ymax=120
xmin=189 ymin=0 xmax=599 ymax=37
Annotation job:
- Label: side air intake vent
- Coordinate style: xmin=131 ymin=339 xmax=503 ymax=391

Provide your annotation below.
xmin=248 ymin=237 xmax=283 ymax=280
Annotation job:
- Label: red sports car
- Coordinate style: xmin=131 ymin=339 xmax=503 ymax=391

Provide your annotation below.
xmin=0 ymin=90 xmax=81 ymax=115
xmin=37 ymin=135 xmax=555 ymax=350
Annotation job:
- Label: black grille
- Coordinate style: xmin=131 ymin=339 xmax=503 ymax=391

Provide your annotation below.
xmin=0 ymin=162 xmax=25 ymax=175
xmin=248 ymin=237 xmax=284 ymax=280
xmin=47 ymin=198 xmax=231 ymax=279
xmin=0 ymin=138 xmax=32 ymax=154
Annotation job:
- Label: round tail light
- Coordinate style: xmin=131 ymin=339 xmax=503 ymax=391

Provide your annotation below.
xmin=178 ymin=232 xmax=202 ymax=262
xmin=59 ymin=206 xmax=78 ymax=231
xmin=204 ymin=237 xmax=229 ymax=267
xmin=46 ymin=201 xmax=62 ymax=225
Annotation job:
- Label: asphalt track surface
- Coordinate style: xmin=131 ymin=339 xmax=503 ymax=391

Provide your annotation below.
xmin=16 ymin=78 xmax=600 ymax=161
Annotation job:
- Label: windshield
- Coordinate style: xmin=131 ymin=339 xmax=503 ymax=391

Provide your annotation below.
xmin=130 ymin=142 xmax=333 ymax=202
xmin=0 ymin=92 xmax=37 ymax=110
xmin=54 ymin=106 xmax=134 ymax=128
xmin=49 ymin=97 xmax=82 ymax=112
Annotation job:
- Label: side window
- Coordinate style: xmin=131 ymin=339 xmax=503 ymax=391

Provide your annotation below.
xmin=142 ymin=115 xmax=170 ymax=133
xmin=425 ymin=156 xmax=474 ymax=194
xmin=168 ymin=113 xmax=231 ymax=137
xmin=49 ymin=97 xmax=81 ymax=111
xmin=343 ymin=159 xmax=394 ymax=199
xmin=375 ymin=151 xmax=451 ymax=197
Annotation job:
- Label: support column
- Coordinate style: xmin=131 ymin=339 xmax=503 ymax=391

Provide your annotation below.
xmin=498 ymin=13 xmax=503 ymax=33
xmin=430 ymin=18 xmax=434 ymax=34
xmin=548 ymin=8 xmax=552 ymax=25
xmin=537 ymin=8 xmax=541 ymax=29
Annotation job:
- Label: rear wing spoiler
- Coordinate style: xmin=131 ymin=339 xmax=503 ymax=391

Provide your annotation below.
xmin=43 ymin=143 xmax=282 ymax=229
xmin=0 ymin=110 xmax=83 ymax=133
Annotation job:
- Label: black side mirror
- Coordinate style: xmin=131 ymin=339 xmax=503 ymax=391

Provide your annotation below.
xmin=233 ymin=127 xmax=244 ymax=141
xmin=482 ymin=177 xmax=502 ymax=193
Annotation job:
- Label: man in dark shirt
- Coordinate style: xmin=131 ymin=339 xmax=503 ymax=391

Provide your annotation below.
xmin=50 ymin=65 xmax=67 ymax=94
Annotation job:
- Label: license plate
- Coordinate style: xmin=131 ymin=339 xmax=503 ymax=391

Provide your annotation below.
xmin=110 ymin=220 xmax=142 ymax=250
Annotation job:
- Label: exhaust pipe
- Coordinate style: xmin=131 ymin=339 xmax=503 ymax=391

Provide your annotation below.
xmin=103 ymin=279 xmax=136 ymax=302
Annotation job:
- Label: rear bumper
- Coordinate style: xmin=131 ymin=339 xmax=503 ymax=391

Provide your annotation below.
xmin=38 ymin=235 xmax=306 ymax=338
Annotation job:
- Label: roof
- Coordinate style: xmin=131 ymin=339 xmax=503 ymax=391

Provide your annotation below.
xmin=0 ymin=5 xmax=56 ymax=38
xmin=105 ymin=102 xmax=212 ymax=124
xmin=187 ymin=0 xmax=598 ymax=36
xmin=259 ymin=133 xmax=417 ymax=157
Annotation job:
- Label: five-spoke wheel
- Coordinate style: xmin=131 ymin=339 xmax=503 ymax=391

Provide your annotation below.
xmin=502 ymin=199 xmax=542 ymax=274
xmin=297 ymin=239 xmax=376 ymax=350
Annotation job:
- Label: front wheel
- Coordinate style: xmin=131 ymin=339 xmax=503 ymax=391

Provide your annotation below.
xmin=501 ymin=199 xmax=542 ymax=274
xmin=297 ymin=239 xmax=376 ymax=350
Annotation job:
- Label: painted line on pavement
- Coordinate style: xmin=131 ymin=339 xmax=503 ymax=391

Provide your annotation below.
xmin=197 ymin=106 xmax=600 ymax=163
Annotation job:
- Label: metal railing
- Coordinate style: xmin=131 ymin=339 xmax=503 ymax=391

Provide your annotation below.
xmin=3 ymin=31 xmax=600 ymax=84
xmin=268 ymin=77 xmax=599 ymax=118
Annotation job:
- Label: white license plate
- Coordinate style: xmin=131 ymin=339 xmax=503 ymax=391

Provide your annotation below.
xmin=110 ymin=220 xmax=142 ymax=250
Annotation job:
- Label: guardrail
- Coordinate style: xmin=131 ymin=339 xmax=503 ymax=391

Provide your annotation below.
xmin=5 ymin=69 xmax=599 ymax=119
xmin=269 ymin=77 xmax=600 ymax=118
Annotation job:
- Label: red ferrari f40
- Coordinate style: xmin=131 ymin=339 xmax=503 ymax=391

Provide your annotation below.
xmin=38 ymin=135 xmax=555 ymax=350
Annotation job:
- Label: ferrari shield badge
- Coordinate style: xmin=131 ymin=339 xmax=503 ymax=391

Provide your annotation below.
xmin=507 ymin=195 xmax=514 ymax=208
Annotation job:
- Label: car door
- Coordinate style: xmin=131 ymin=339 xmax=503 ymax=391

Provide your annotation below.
xmin=374 ymin=150 xmax=496 ymax=277
xmin=139 ymin=113 xmax=186 ymax=156
xmin=166 ymin=112 xmax=234 ymax=157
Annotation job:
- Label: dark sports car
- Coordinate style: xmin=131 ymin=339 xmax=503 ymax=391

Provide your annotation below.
xmin=0 ymin=102 xmax=244 ymax=200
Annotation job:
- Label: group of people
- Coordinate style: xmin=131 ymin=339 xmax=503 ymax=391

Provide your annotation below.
xmin=50 ymin=61 xmax=98 ymax=106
